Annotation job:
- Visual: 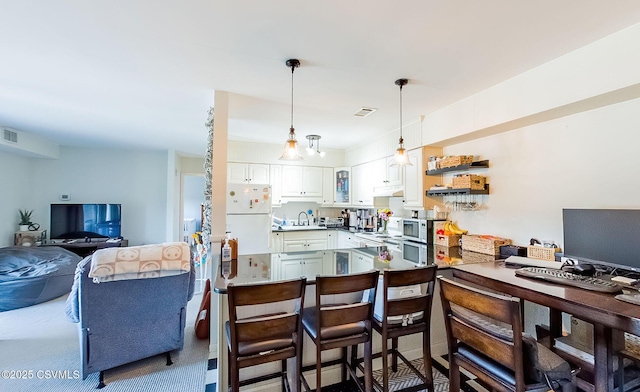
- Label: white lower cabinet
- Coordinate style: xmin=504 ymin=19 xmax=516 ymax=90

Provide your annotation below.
xmin=271 ymin=251 xmax=328 ymax=281
xmin=271 ymin=232 xmax=284 ymax=253
xmin=327 ymin=230 xmax=338 ymax=249
xmin=282 ymin=230 xmax=328 ymax=252
xmin=351 ymin=250 xmax=374 ymax=273
xmin=337 ymin=230 xmax=360 ymax=249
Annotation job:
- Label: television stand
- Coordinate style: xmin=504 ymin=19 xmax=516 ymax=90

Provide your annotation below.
xmin=42 ymin=239 xmax=128 ymax=258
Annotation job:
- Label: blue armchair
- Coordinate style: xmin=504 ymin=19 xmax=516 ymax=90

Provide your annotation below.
xmin=65 ymin=243 xmax=195 ymax=388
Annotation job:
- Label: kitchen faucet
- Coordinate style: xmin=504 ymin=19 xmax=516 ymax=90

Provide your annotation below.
xmin=298 ymin=211 xmax=309 ymax=226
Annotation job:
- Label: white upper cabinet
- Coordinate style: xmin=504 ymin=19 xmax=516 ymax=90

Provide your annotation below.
xmin=281 ymin=166 xmax=323 ymax=202
xmin=228 ymin=163 xmax=270 ymax=184
xmin=322 ymin=167 xmax=334 ymax=206
xmin=372 ymin=156 xmax=404 ymax=196
xmin=403 ymin=148 xmax=423 ymax=208
xmin=351 ymin=162 xmax=374 ymax=206
xmin=270 ymin=164 xmax=282 ymax=206
xmin=385 ymin=156 xmax=403 ymax=187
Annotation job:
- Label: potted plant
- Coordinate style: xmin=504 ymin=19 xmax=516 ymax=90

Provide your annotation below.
xmin=18 ymin=209 xmax=33 ymax=231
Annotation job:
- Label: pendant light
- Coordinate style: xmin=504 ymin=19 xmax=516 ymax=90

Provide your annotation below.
xmin=305 ymin=134 xmax=325 ymax=157
xmin=391 ymin=78 xmax=413 ymax=166
xmin=279 ymin=59 xmax=303 ymax=160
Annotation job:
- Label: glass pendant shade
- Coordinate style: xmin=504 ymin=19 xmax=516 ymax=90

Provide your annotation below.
xmin=390 ymin=137 xmax=412 ymax=167
xmin=280 ymin=127 xmax=303 ymax=160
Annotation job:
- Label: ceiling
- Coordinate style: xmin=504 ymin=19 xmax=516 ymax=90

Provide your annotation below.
xmin=2 ymin=1 xmax=640 ymax=157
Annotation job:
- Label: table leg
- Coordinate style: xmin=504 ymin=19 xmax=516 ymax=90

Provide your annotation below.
xmin=593 ymin=324 xmax=614 ymax=392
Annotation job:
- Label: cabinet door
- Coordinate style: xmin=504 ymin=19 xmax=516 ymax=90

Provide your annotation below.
xmin=369 ymin=158 xmax=385 ymax=189
xmin=337 ymin=231 xmax=360 ymax=249
xmin=280 ymin=258 xmax=304 ymax=280
xmin=228 ymin=163 xmax=248 ymax=184
xmin=301 ymin=254 xmax=324 ymax=277
xmin=270 ymin=165 xmax=282 ymax=206
xmin=283 ymin=239 xmax=307 ymax=252
xmin=403 ymin=148 xmax=423 ymax=207
xmin=302 ymin=167 xmax=323 ymax=197
xmin=385 ymin=156 xmax=403 ymax=187
xmin=334 ymin=167 xmax=351 ymax=205
xmin=352 ymin=163 xmax=374 ymax=206
xmin=351 ymin=252 xmax=374 ymax=273
xmin=322 ymin=167 xmax=334 ymax=206
xmin=281 ymin=166 xmax=303 ymax=196
xmin=271 ymin=232 xmax=284 ymax=253
xmin=306 ymin=239 xmax=328 ymax=251
xmin=334 ymin=250 xmax=351 ymax=275
xmin=327 ymin=230 xmax=337 ymax=249
xmin=249 ymin=164 xmax=270 ymax=184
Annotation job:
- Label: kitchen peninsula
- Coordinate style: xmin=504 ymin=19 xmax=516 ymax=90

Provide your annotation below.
xmin=212 ymin=243 xmax=498 ymax=391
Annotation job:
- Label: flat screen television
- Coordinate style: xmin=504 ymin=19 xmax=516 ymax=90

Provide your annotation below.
xmin=50 ymin=203 xmax=122 ymax=240
xmin=563 ymin=208 xmax=640 ymax=272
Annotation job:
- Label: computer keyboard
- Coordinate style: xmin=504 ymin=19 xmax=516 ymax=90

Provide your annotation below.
xmin=515 ymin=267 xmax=623 ymax=293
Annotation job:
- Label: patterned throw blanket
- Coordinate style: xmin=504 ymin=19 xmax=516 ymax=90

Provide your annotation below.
xmin=88 ymin=242 xmax=191 ymax=283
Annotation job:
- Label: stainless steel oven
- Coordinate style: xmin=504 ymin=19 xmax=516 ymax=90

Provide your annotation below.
xmin=401 ymin=240 xmax=428 ymax=265
xmin=402 ymin=218 xmax=429 ymax=244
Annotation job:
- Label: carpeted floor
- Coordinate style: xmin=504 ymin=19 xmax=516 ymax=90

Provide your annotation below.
xmin=0 ymin=291 xmax=209 ymax=392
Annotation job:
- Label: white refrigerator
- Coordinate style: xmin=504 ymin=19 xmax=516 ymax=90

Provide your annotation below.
xmin=226 ymin=184 xmax=272 ymax=255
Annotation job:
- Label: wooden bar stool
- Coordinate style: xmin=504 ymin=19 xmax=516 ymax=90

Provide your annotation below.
xmin=300 ymin=270 xmax=379 ymax=392
xmin=226 ymin=277 xmax=306 ymax=392
xmin=369 ymin=265 xmax=438 ymax=392
xmin=438 ymin=276 xmax=577 ymax=392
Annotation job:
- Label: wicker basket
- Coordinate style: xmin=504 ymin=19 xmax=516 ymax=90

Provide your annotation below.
xmin=527 ymin=245 xmax=560 ymax=261
xmin=452 ymin=174 xmax=486 ymax=190
xmin=461 ymin=250 xmax=499 ymax=264
xmin=434 ymin=234 xmax=461 ymax=247
xmin=462 ymin=235 xmax=511 ymax=255
xmin=438 ymin=155 xmax=474 ymax=169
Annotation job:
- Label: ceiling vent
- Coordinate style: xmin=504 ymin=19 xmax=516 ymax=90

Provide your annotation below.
xmin=3 ymin=128 xmax=18 ymax=144
xmin=354 ymin=107 xmax=376 ymax=118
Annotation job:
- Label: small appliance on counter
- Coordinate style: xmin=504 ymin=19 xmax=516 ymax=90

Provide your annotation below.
xmin=319 ymin=217 xmax=344 ymax=228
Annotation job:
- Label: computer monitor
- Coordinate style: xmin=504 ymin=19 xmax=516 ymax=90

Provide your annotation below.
xmin=563 ymin=208 xmax=640 ymax=272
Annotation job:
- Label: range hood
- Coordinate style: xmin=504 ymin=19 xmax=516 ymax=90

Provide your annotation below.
xmin=372 ymin=186 xmax=404 ymax=197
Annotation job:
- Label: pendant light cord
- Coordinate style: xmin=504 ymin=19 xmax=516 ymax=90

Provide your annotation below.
xmin=290 ymin=65 xmax=295 ymax=130
xmin=399 ymin=82 xmax=403 ymax=141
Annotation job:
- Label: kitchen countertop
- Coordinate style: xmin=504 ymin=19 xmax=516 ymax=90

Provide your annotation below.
xmin=213 ymin=245 xmax=500 ymax=294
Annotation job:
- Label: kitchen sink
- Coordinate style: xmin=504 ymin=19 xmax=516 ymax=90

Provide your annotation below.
xmin=278 ymin=225 xmax=327 ymax=231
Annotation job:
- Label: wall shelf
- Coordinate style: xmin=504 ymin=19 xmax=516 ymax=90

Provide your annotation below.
xmin=426 ymin=184 xmax=490 ymax=196
xmin=426 ymin=159 xmax=489 ymax=176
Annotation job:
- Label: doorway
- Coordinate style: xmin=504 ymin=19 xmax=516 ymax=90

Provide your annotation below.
xmin=181 ymin=174 xmax=206 ymax=293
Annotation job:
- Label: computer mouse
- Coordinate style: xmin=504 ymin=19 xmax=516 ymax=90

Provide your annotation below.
xmin=573 ymin=263 xmax=595 ymax=276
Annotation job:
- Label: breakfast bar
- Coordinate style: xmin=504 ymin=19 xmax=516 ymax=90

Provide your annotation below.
xmin=212 ymin=244 xmax=497 ymax=391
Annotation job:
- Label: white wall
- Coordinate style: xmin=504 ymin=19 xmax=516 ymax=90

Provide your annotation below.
xmin=22 ymin=147 xmax=169 ymax=246
xmin=444 ymin=97 xmax=640 ymax=249
xmin=0 ymin=152 xmax=32 ymax=246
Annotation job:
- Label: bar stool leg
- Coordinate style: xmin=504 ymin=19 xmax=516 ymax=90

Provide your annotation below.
xmin=281 ymin=359 xmax=287 ymax=392
xmin=342 ymin=346 xmax=348 ymax=382
xmin=382 ymin=336 xmax=390 ymax=392
xmin=422 ymin=330 xmax=434 ymax=390
xmin=364 ymin=339 xmax=373 ymax=392
xmin=392 ymin=337 xmax=399 ymax=372
xmin=315 ymin=348 xmax=322 ymax=391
